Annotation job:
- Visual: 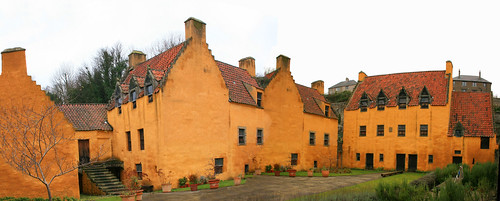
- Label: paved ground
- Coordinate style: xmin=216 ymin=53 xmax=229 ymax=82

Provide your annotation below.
xmin=143 ymin=173 xmax=382 ymax=201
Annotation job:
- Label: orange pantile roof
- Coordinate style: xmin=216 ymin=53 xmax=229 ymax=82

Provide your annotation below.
xmin=448 ymin=92 xmax=495 ymax=137
xmin=217 ymin=61 xmax=261 ymax=106
xmin=296 ymin=84 xmax=336 ymax=117
xmin=346 ymin=71 xmax=449 ymax=110
xmin=58 ymin=104 xmax=113 ymax=131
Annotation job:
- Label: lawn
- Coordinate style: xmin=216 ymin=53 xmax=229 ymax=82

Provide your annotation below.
xmin=79 ymin=195 xmax=121 ymax=201
xmin=292 ymin=172 xmax=426 ymax=201
xmin=171 ymin=179 xmax=247 ymax=192
xmin=260 ymin=169 xmax=384 ymax=177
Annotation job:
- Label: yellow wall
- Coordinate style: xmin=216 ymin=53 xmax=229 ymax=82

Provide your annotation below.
xmin=0 ymin=49 xmax=79 ymax=199
xmin=75 ymin=130 xmax=113 ymax=160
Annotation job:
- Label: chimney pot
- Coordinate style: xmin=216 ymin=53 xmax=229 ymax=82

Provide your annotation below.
xmin=358 ymin=71 xmax=367 ymax=82
xmin=276 ymin=55 xmax=290 ymax=73
xmin=479 ymin=71 xmax=481 ymax=79
xmin=1 ymin=47 xmax=27 ymax=76
xmin=128 ymin=50 xmax=146 ymax=71
xmin=346 ymin=78 xmax=349 ymax=81
xmin=239 ymin=57 xmax=256 ymax=77
xmin=311 ymin=80 xmax=324 ymax=94
xmin=185 ymin=17 xmax=206 ymax=44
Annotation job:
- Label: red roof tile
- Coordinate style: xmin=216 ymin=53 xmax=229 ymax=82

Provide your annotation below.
xmin=58 ymin=104 xmax=113 ymax=131
xmin=448 ymin=92 xmax=494 ymax=137
xmin=346 ymin=71 xmax=449 ymax=110
xmin=217 ymin=61 xmax=261 ymax=106
xmin=296 ymin=84 xmax=336 ymax=118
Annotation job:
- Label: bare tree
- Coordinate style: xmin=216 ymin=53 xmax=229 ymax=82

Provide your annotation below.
xmin=48 ymin=64 xmax=77 ymax=104
xmin=147 ymin=34 xmax=183 ymax=57
xmin=0 ymin=104 xmax=107 ymax=200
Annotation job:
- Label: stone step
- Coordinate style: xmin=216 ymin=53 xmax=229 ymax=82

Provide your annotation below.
xmin=84 ymin=166 xmax=126 ymax=195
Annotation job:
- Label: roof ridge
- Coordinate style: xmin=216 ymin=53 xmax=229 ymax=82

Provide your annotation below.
xmin=366 ymin=70 xmax=445 ymax=78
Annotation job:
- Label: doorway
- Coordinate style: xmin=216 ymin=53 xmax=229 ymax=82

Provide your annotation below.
xmin=396 ymin=154 xmax=405 ymax=171
xmin=365 ymin=153 xmax=374 ymax=170
xmin=78 ymin=139 xmax=90 ymax=165
xmin=408 ymin=154 xmax=418 ymax=172
xmin=453 ymin=156 xmax=462 ymax=164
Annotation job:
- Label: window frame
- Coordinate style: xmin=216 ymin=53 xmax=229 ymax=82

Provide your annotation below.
xmin=360 ymin=93 xmax=369 ymax=112
xmin=398 ymin=89 xmax=408 ymax=109
xmin=356 ymin=153 xmax=360 ymax=161
xmin=309 ymin=132 xmax=316 ymax=145
xmin=420 ymin=125 xmax=428 ymax=137
xmin=377 ymin=91 xmax=386 ymax=111
xmin=462 ymin=82 xmax=467 ymax=86
xmin=131 ymin=90 xmax=137 ymax=109
xmin=472 ymin=82 xmax=477 ymax=87
xmin=256 ymin=129 xmax=263 ymax=145
xmin=398 ymin=125 xmax=406 ymax=137
xmin=324 ymin=133 xmax=329 ymax=146
xmin=291 ymin=153 xmax=298 ymax=166
xmin=136 ymin=163 xmax=143 ymax=180
xmin=215 ymin=158 xmax=224 ymax=174
xmin=325 ymin=105 xmax=330 ymax=117
xmin=420 ymin=87 xmax=431 ymax=109
xmin=238 ymin=127 xmax=246 ymax=145
xmin=377 ymin=125 xmax=384 ymax=136
xmin=428 ymin=155 xmax=433 ymax=164
xmin=359 ymin=126 xmax=366 ymax=137
xmin=146 ymin=84 xmax=153 ymax=103
xmin=257 ymin=92 xmax=262 ymax=107
xmin=480 ymin=137 xmax=490 ymax=149
xmin=126 ymin=131 xmax=132 ymax=151
xmin=139 ymin=129 xmax=145 ymax=150
xmin=379 ymin=154 xmax=384 ymax=162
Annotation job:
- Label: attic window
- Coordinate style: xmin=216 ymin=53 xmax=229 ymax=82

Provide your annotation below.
xmin=116 ymin=97 xmax=122 ymax=114
xmin=454 ymin=121 xmax=464 ymax=137
xmin=420 ymin=87 xmax=431 ymax=109
xmin=146 ymin=84 xmax=153 ymax=103
xmin=130 ymin=90 xmax=137 ymax=109
xmin=398 ymin=89 xmax=407 ymax=109
xmin=257 ymin=92 xmax=262 ymax=107
xmin=325 ymin=105 xmax=330 ymax=117
xmin=377 ymin=91 xmax=386 ymax=111
xmin=360 ymin=93 xmax=369 ymax=112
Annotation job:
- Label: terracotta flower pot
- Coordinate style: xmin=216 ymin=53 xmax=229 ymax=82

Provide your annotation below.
xmin=322 ymin=170 xmax=330 ymax=177
xmin=190 ymin=183 xmax=198 ymax=191
xmin=135 ymin=190 xmax=143 ymax=201
xmin=120 ymin=194 xmax=135 ymax=201
xmin=274 ymin=171 xmax=281 ymax=176
xmin=161 ymin=183 xmax=172 ymax=193
xmin=234 ymin=177 xmax=241 ymax=186
xmin=307 ymin=170 xmax=313 ymax=177
xmin=208 ymin=179 xmax=220 ymax=189
xmin=288 ymin=169 xmax=297 ymax=177
xmin=255 ymin=169 xmax=262 ymax=175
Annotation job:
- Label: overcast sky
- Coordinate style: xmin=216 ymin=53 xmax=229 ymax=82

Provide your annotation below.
xmin=1 ymin=0 xmax=499 ymax=96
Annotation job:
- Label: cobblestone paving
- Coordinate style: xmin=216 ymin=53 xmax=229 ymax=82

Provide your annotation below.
xmin=143 ymin=173 xmax=382 ymax=201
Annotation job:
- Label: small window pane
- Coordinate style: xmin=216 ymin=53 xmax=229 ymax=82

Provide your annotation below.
xmin=126 ymin=131 xmax=132 ymax=151
xmin=309 ymin=132 xmax=315 ymax=145
xmin=324 ymin=134 xmax=329 ymax=146
xmin=257 ymin=129 xmax=263 ymax=145
xmin=428 ymin=155 xmax=433 ymax=163
xmin=139 ymin=129 xmax=145 ymax=150
xmin=257 ymin=92 xmax=262 ymax=107
xmin=238 ymin=128 xmax=246 ymax=145
xmin=481 ymin=137 xmax=490 ymax=149
xmin=377 ymin=125 xmax=384 ymax=136
xmin=420 ymin=125 xmax=428 ymax=137
xmin=136 ymin=164 xmax=143 ymax=180
xmin=356 ymin=153 xmax=360 ymax=161
xmin=398 ymin=125 xmax=405 ymax=137
xmin=359 ymin=126 xmax=366 ymax=136
xmin=215 ymin=158 xmax=223 ymax=174
xmin=379 ymin=154 xmax=384 ymax=162
xmin=291 ymin=153 xmax=298 ymax=166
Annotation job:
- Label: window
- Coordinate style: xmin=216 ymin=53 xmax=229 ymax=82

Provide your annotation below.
xmin=377 ymin=91 xmax=386 ymax=111
xmin=420 ymin=125 xmax=428 ymax=137
xmin=472 ymin=82 xmax=477 ymax=87
xmin=136 ymin=163 xmax=142 ymax=180
xmin=359 ymin=126 xmax=366 ymax=136
xmin=420 ymin=87 xmax=430 ymax=109
xmin=454 ymin=129 xmax=463 ymax=137
xmin=398 ymin=125 xmax=406 ymax=137
xmin=356 ymin=153 xmax=360 ymax=161
xmin=398 ymin=89 xmax=407 ymax=109
xmin=462 ymin=82 xmax=467 ymax=86
xmin=309 ymin=132 xmax=315 ymax=145
xmin=215 ymin=158 xmax=224 ymax=174
xmin=139 ymin=129 xmax=144 ymax=150
xmin=453 ymin=81 xmax=456 ymax=85
xmin=483 ymin=83 xmax=487 ymax=87
xmin=380 ymin=154 xmax=384 ymax=162
xmin=324 ymin=133 xmax=329 ymax=146
xmin=325 ymin=105 xmax=330 ymax=117
xmin=377 ymin=125 xmax=384 ymax=136
xmin=146 ymin=84 xmax=153 ymax=102
xmin=314 ymin=161 xmax=317 ymax=168
xmin=360 ymin=93 xmax=369 ymax=112
xmin=455 ymin=150 xmax=461 ymax=155
xmin=461 ymin=89 xmax=467 ymax=92
xmin=238 ymin=128 xmax=246 ymax=145
xmin=131 ymin=90 xmax=137 ymax=109
xmin=257 ymin=92 xmax=262 ymax=107
xmin=126 ymin=131 xmax=132 ymax=151
xmin=257 ymin=129 xmax=263 ymax=145
xmin=428 ymin=155 xmax=433 ymax=163
xmin=481 ymin=137 xmax=490 ymax=149
xmin=291 ymin=153 xmax=298 ymax=166
xmin=116 ymin=97 xmax=122 ymax=114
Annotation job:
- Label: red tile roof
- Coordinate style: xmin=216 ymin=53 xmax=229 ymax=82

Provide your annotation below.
xmin=448 ymin=92 xmax=495 ymax=137
xmin=346 ymin=71 xmax=449 ymax=111
xmin=296 ymin=84 xmax=337 ymax=118
xmin=58 ymin=104 xmax=113 ymax=131
xmin=217 ymin=61 xmax=262 ymax=106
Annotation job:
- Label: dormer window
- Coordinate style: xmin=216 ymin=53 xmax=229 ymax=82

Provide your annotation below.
xmin=420 ymin=87 xmax=431 ymax=109
xmin=130 ymin=90 xmax=137 ymax=109
xmin=257 ymin=92 xmax=262 ymax=107
xmin=360 ymin=93 xmax=369 ymax=112
xmin=398 ymin=88 xmax=408 ymax=109
xmin=325 ymin=105 xmax=330 ymax=117
xmin=377 ymin=90 xmax=387 ymax=111
xmin=116 ymin=97 xmax=122 ymax=114
xmin=146 ymin=84 xmax=153 ymax=102
xmin=454 ymin=121 xmax=464 ymax=137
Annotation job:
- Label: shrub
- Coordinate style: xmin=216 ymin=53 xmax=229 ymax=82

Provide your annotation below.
xmin=434 ymin=163 xmax=460 ymax=184
xmin=188 ymin=174 xmax=198 ymax=184
xmin=273 ymin=164 xmax=280 ymax=171
xmin=265 ymin=165 xmax=272 ymax=172
xmin=375 ymin=180 xmax=428 ymax=201
xmin=433 ymin=179 xmax=476 ymax=201
xmin=178 ymin=176 xmax=187 ymax=187
xmin=463 ymin=161 xmax=497 ymax=189
xmin=410 ymin=172 xmax=436 ymax=189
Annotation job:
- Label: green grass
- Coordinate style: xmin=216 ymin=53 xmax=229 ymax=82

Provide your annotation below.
xmin=292 ymin=172 xmax=426 ymax=201
xmin=171 ymin=179 xmax=247 ymax=192
xmin=79 ymin=195 xmax=121 ymax=201
xmin=261 ymin=169 xmax=384 ymax=177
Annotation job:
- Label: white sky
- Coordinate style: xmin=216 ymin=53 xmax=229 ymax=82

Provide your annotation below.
xmin=1 ymin=0 xmax=499 ymax=96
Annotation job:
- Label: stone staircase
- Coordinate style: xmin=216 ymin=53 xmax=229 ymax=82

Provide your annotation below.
xmin=83 ymin=164 xmax=127 ymax=195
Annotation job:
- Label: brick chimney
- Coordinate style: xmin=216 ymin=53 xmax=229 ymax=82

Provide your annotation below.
xmin=358 ymin=71 xmax=367 ymax=82
xmin=128 ymin=50 xmax=146 ymax=71
xmin=185 ymin=17 xmax=206 ymax=44
xmin=446 ymin=60 xmax=453 ymax=78
xmin=311 ymin=80 xmax=324 ymax=94
xmin=239 ymin=57 xmax=255 ymax=77
xmin=276 ymin=55 xmax=290 ymax=72
xmin=1 ymin=47 xmax=27 ymax=76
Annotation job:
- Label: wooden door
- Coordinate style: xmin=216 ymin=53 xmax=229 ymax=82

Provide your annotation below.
xmin=396 ymin=154 xmax=405 ymax=171
xmin=408 ymin=154 xmax=418 ymax=172
xmin=78 ymin=140 xmax=90 ymax=165
xmin=365 ymin=153 xmax=374 ymax=170
xmin=453 ymin=156 xmax=462 ymax=164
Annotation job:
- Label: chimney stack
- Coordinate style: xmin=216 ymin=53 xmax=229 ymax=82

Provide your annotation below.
xmin=311 ymin=80 xmax=324 ymax=94
xmin=276 ymin=55 xmax=290 ymax=72
xmin=459 ymin=69 xmax=461 ymax=78
xmin=1 ymin=47 xmax=27 ymax=76
xmin=239 ymin=57 xmax=255 ymax=77
xmin=479 ymin=71 xmax=481 ymax=79
xmin=185 ymin=17 xmax=206 ymax=44
xmin=358 ymin=71 xmax=367 ymax=82
xmin=446 ymin=60 xmax=453 ymax=78
xmin=128 ymin=50 xmax=146 ymax=71
xmin=346 ymin=78 xmax=349 ymax=81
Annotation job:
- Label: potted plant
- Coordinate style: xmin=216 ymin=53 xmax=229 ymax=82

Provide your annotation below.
xmin=155 ymin=167 xmax=173 ymax=193
xmin=321 ymin=166 xmax=330 ymax=177
xmin=252 ymin=156 xmax=262 ymax=175
xmin=178 ymin=176 xmax=188 ymax=188
xmin=307 ymin=168 xmax=314 ymax=177
xmin=286 ymin=164 xmax=296 ymax=177
xmin=188 ymin=174 xmax=199 ymax=191
xmin=234 ymin=174 xmax=242 ymax=186
xmin=120 ymin=190 xmax=136 ymax=201
xmin=205 ymin=158 xmax=221 ymax=189
xmin=273 ymin=164 xmax=281 ymax=176
xmin=265 ymin=165 xmax=272 ymax=173
xmin=122 ymin=169 xmax=142 ymax=201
